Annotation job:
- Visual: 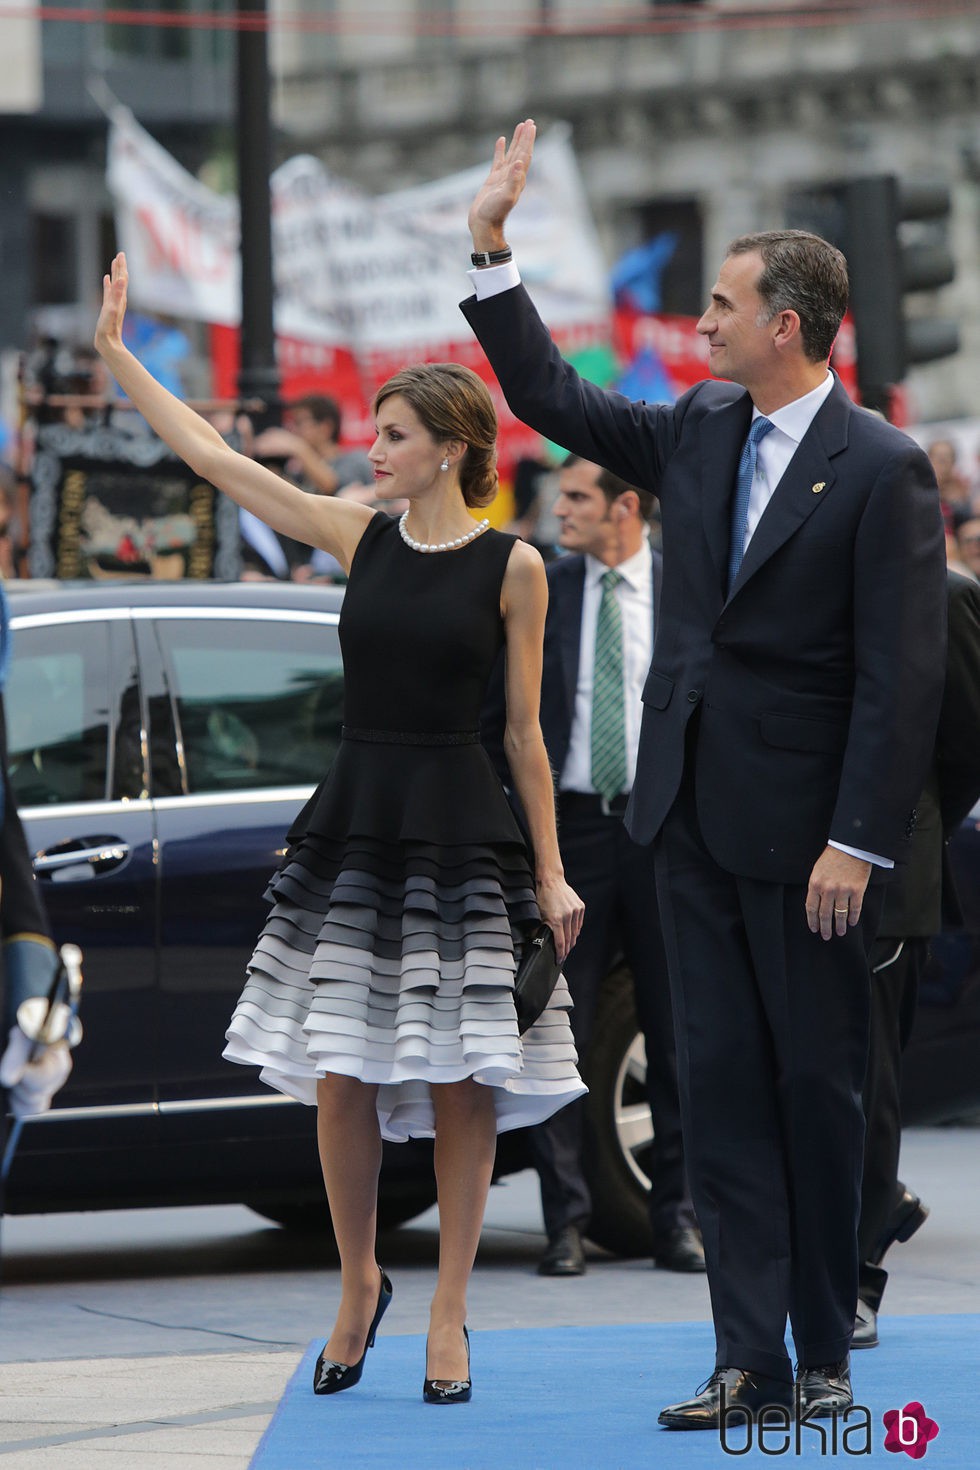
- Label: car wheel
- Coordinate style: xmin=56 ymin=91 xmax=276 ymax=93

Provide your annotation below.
xmin=581 ymin=964 xmax=656 ymax=1257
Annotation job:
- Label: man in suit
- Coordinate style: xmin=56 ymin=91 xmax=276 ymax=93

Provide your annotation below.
xmin=461 ymin=122 xmax=947 ymax=1427
xmin=854 ymin=569 xmax=980 ymax=1349
xmin=484 ymin=456 xmax=703 ymax=1278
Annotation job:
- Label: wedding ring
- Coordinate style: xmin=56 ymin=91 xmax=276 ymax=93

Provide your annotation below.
xmin=833 ymin=907 xmax=849 ymax=914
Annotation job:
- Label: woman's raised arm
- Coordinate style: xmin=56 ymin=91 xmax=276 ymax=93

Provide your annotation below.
xmin=94 ymin=253 xmax=373 ymax=571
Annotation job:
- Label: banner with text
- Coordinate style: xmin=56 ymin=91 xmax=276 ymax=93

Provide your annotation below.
xmin=107 ymin=109 xmax=611 ymax=355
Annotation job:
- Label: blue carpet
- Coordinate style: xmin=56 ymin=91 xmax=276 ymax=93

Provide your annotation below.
xmin=250 ymin=1315 xmax=978 ymax=1468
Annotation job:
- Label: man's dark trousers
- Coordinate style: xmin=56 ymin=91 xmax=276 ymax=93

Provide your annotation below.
xmin=857 ymin=937 xmax=926 ymax=1311
xmin=532 ymin=790 xmax=692 ymax=1243
xmin=654 ymin=758 xmax=884 ymax=1379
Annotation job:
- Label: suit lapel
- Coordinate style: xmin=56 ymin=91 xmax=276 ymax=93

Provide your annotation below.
xmin=700 ymin=393 xmax=753 ymax=594
xmin=728 ymin=377 xmax=851 ymax=599
xmin=556 ymin=558 xmax=585 ymax=716
xmin=650 ymin=547 xmax=662 ymax=636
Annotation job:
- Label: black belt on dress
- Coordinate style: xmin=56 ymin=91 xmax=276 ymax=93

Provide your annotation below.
xmin=342 ymin=726 xmax=481 ymax=747
xmin=558 ymin=790 xmax=631 ymax=817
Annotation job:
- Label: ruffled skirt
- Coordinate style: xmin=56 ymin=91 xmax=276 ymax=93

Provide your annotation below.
xmin=223 ymin=833 xmax=586 ymax=1141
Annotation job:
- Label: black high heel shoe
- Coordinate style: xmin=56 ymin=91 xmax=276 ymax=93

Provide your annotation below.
xmin=313 ymin=1267 xmax=393 ymax=1396
xmin=423 ymin=1324 xmax=471 ymax=1404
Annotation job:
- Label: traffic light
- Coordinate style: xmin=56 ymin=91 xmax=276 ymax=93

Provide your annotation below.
xmin=840 ymin=175 xmax=959 ymax=409
xmin=787 ymin=175 xmax=959 ymax=414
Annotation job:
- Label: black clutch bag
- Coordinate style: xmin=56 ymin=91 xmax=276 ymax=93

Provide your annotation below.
xmin=514 ymin=923 xmax=561 ymax=1034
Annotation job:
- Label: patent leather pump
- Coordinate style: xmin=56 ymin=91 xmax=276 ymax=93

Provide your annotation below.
xmin=313 ymin=1267 xmax=393 ymax=1396
xmin=423 ymin=1324 xmax=472 ymax=1404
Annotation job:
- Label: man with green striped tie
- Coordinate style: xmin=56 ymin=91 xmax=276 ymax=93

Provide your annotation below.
xmin=484 ymin=456 xmax=702 ymax=1278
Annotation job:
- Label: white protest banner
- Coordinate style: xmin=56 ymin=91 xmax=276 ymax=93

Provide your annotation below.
xmin=107 ymin=109 xmax=240 ymax=325
xmin=107 ymin=109 xmax=610 ymax=352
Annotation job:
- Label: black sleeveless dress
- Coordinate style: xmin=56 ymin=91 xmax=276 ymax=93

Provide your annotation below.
xmin=224 ymin=513 xmax=584 ymax=1140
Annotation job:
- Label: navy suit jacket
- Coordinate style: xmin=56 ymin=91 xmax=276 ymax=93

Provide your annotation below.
xmin=483 ymin=547 xmax=663 ymax=792
xmin=463 ymin=283 xmax=948 ymax=883
xmin=878 ymin=570 xmax=980 ymax=937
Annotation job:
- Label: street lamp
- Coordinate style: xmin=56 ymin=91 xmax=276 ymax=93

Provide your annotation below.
xmin=236 ymin=0 xmax=280 ymax=427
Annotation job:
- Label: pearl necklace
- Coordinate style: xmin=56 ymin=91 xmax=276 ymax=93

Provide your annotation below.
xmin=398 ymin=511 xmax=491 ymax=554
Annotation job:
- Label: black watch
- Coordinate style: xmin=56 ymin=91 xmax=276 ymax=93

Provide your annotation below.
xmin=470 ymin=247 xmax=513 ymax=268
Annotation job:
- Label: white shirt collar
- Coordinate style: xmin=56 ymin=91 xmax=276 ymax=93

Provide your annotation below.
xmin=584 ymin=534 xmax=651 ymax=593
xmin=757 ymin=371 xmax=834 ymax=446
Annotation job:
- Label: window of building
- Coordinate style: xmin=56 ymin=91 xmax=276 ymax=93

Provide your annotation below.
xmin=31 ymin=215 xmax=79 ymax=307
xmin=632 ymin=199 xmax=704 ymax=318
xmin=107 ymin=0 xmax=233 ymax=65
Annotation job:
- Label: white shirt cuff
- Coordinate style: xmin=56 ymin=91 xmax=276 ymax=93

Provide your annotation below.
xmin=829 ymin=840 xmax=893 ymax=869
xmin=467 ymin=260 xmax=522 ymax=300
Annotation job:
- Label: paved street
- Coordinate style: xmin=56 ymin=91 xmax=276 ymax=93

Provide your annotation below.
xmin=1 ymin=1125 xmax=977 ymax=1467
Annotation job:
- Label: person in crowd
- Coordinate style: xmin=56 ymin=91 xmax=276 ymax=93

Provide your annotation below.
xmin=484 ymin=455 xmax=701 ymax=1278
xmin=248 ymin=395 xmax=375 ymax=580
xmin=460 ymin=120 xmax=947 ymax=1428
xmin=854 ymin=568 xmax=980 ymax=1349
xmin=928 ymin=438 xmax=974 ymax=530
xmin=253 ymin=394 xmax=373 ymax=498
xmin=944 ymin=526 xmax=974 ymax=581
xmin=955 ymin=517 xmax=980 ymax=581
xmin=0 ymin=482 xmax=17 ymax=582
xmin=94 ymin=251 xmax=585 ymax=1404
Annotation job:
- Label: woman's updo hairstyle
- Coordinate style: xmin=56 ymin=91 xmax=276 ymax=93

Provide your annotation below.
xmin=373 ymin=363 xmax=499 ymax=509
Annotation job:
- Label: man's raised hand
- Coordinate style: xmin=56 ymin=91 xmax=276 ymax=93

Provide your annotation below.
xmin=468 ymin=120 xmax=536 ymax=254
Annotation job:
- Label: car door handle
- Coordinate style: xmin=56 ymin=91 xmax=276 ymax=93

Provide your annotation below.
xmin=34 ymin=839 xmax=132 ymax=878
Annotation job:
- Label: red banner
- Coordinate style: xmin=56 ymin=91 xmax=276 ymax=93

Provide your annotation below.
xmin=209 ymin=322 xmax=609 ymax=474
xmin=211 ymin=307 xmax=890 ymax=486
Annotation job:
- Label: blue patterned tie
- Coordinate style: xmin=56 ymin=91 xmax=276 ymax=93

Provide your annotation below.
xmin=591 ymin=568 xmax=628 ymax=803
xmin=727 ymin=416 xmax=775 ymax=592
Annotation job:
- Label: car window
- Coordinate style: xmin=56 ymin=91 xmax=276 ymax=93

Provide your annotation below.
xmin=158 ymin=617 xmax=344 ymax=794
xmin=6 ymin=621 xmax=111 ymax=807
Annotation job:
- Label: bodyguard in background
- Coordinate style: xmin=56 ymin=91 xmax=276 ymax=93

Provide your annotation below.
xmin=855 ymin=569 xmax=980 ymax=1348
xmin=484 ymin=456 xmax=702 ymax=1277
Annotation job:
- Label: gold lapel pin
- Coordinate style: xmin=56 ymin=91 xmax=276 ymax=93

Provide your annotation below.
xmin=811 ymin=481 xmax=826 ymax=494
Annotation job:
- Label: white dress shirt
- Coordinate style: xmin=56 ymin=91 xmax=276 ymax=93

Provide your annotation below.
xmin=467 ymin=261 xmax=889 ymax=867
xmin=739 ymin=375 xmax=834 ymax=553
xmin=468 ymin=259 xmax=522 ymax=299
xmin=561 ymin=538 xmax=654 ymax=796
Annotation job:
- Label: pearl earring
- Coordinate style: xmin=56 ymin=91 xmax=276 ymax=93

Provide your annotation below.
xmin=440 ymin=458 xmax=449 ymax=471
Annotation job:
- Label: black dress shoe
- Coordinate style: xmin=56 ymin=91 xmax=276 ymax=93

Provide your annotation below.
xmin=869 ymin=1188 xmax=929 ymax=1266
xmin=796 ymin=1358 xmax=852 ymax=1417
xmin=852 ymin=1299 xmax=879 ymax=1350
xmin=313 ymin=1267 xmax=393 ymax=1395
xmin=423 ymin=1324 xmax=471 ymax=1404
xmin=658 ymin=1367 xmax=793 ymax=1430
xmin=537 ymin=1225 xmax=585 ymax=1276
xmin=652 ymin=1226 xmax=706 ymax=1273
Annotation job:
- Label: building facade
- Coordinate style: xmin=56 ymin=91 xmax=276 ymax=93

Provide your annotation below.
xmin=2 ymin=0 xmax=978 ymax=425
